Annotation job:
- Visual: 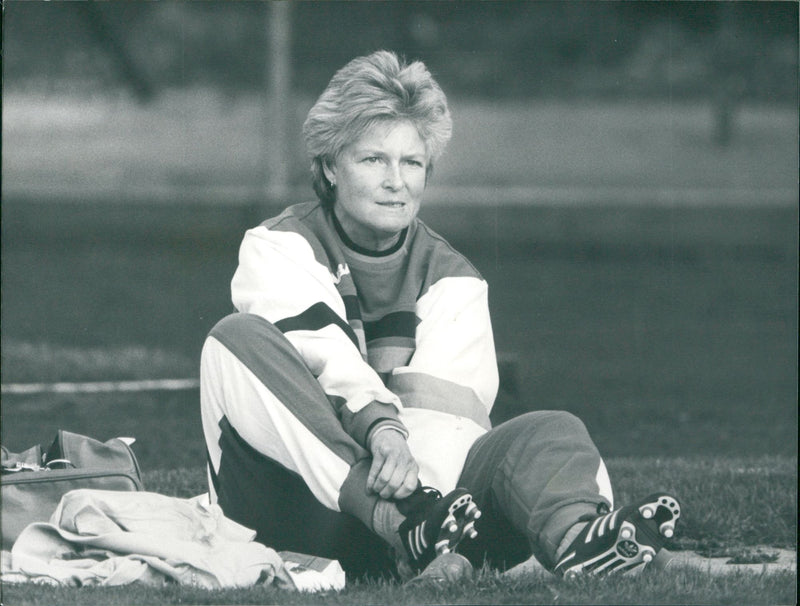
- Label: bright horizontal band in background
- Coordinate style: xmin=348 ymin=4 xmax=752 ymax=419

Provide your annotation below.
xmin=0 ymin=379 xmax=200 ymax=395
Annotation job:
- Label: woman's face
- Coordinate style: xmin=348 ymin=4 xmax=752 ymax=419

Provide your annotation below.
xmin=325 ymin=121 xmax=428 ymax=251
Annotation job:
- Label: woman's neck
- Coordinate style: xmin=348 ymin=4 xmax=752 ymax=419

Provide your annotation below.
xmin=331 ymin=208 xmax=406 ymax=257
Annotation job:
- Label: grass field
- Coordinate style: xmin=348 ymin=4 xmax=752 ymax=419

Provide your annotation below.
xmin=1 ymin=456 xmax=797 ymax=604
xmin=2 ymin=563 xmax=796 ymax=606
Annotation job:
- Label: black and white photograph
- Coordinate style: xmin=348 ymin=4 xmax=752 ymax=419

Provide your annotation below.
xmin=1 ymin=2 xmax=797 ymax=604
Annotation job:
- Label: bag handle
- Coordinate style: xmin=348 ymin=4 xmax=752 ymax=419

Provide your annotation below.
xmin=44 ymin=459 xmax=76 ymax=469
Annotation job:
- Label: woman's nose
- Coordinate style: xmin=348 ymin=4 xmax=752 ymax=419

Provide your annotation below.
xmin=382 ymin=164 xmax=403 ymax=190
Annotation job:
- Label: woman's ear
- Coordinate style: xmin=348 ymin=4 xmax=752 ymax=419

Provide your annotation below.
xmin=322 ymin=159 xmax=336 ymax=187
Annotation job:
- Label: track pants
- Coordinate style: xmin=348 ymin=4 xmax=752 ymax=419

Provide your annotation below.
xmin=200 ymin=313 xmax=613 ymax=576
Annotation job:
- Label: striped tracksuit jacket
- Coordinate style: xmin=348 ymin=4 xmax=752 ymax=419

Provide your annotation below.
xmin=201 ymin=201 xmax=613 ymax=573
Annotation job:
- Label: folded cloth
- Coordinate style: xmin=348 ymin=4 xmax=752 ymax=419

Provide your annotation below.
xmin=1 ymin=489 xmax=296 ymax=590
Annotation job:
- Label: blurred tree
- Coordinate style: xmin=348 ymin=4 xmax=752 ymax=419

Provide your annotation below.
xmin=710 ymin=4 xmax=746 ymax=147
xmin=76 ymin=3 xmax=155 ymax=102
xmin=2 ymin=1 xmax=796 ymax=104
xmin=265 ymin=1 xmax=292 ymax=200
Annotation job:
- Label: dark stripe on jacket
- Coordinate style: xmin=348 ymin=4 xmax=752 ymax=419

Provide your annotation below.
xmin=363 ymin=311 xmax=418 ymax=342
xmin=342 ymin=295 xmax=362 ymax=322
xmin=275 ymin=302 xmax=359 ymax=348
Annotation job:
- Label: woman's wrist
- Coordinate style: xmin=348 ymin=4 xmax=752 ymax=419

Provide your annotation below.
xmin=366 ymin=421 xmax=409 ymax=452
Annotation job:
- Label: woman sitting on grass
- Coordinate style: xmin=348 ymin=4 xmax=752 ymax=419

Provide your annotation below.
xmin=199 ymin=50 xmax=681 ymax=581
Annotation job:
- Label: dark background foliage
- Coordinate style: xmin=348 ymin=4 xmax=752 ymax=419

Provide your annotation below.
xmin=4 ymin=1 xmax=797 ymax=102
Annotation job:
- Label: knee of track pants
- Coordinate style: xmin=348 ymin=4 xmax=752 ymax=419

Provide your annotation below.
xmin=543 ymin=410 xmax=592 ymax=439
xmin=512 ymin=410 xmax=593 ymax=442
xmin=206 ymin=312 xmax=302 ymax=373
xmin=208 ymin=312 xmax=272 ymax=342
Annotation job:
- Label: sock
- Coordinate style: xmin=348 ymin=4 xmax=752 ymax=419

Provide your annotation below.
xmin=372 ymin=499 xmax=407 ymax=556
xmin=554 ymin=521 xmax=588 ymax=563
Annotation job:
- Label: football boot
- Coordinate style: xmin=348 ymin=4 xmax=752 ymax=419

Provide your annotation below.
xmin=396 ymin=486 xmax=481 ymax=574
xmin=554 ymin=493 xmax=681 ymax=578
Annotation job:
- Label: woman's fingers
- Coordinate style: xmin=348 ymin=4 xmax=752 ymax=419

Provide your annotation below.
xmin=367 ymin=430 xmax=419 ymax=498
xmin=392 ymin=467 xmax=420 ymax=500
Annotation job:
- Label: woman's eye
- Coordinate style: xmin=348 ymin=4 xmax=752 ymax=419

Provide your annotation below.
xmin=363 ymin=156 xmax=381 ymax=164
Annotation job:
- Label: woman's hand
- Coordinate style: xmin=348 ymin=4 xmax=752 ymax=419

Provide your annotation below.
xmin=367 ymin=429 xmax=419 ymax=499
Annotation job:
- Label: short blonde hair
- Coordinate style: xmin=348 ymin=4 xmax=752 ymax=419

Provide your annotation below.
xmin=302 ymin=50 xmax=452 ymax=207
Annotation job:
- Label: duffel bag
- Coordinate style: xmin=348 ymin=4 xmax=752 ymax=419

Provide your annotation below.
xmin=1 ymin=430 xmax=143 ymax=549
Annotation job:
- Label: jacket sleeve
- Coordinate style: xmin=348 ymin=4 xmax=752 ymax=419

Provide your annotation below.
xmin=387 ymin=276 xmax=499 ymax=430
xmin=231 ymin=226 xmax=406 ymax=446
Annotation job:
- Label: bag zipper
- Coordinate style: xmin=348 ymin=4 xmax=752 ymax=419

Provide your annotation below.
xmin=3 ymin=468 xmax=143 ymax=489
